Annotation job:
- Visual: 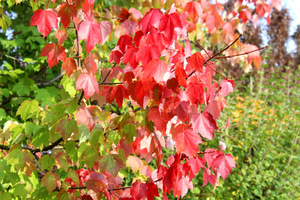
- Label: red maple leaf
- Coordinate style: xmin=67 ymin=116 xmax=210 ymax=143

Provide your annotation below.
xmin=100 ymin=21 xmax=112 ymax=44
xmin=187 ymin=52 xmax=205 ymax=72
xmin=211 ymin=153 xmax=235 ymax=181
xmin=184 ymin=1 xmax=203 ymax=22
xmin=78 ymin=17 xmax=102 ymax=53
xmin=62 ymin=58 xmax=77 ymax=77
xmin=147 ymin=181 xmax=159 ymax=199
xmin=30 ymin=9 xmax=58 ymax=38
xmin=123 ymin=46 xmax=138 ymax=68
xmin=219 ymin=79 xmax=234 ymax=97
xmin=172 ymin=124 xmax=202 ymax=156
xmin=142 ymin=59 xmax=167 ymax=82
xmin=55 ymin=30 xmax=67 ymax=45
xmin=203 ymin=168 xmax=217 ymax=187
xmin=76 ymin=106 xmax=95 ymax=132
xmin=243 ymin=44 xmax=262 ymax=69
xmin=111 ymin=85 xmax=128 ymax=107
xmin=174 ymin=101 xmax=189 ymax=122
xmin=58 ymin=3 xmax=77 ymax=29
xmin=76 ymin=74 xmax=99 ymax=100
xmin=186 ymin=81 xmax=205 ymax=105
xmin=136 ymin=44 xmax=160 ymax=66
xmin=41 ymin=43 xmax=66 ymax=68
xmin=159 ymin=13 xmax=182 ymax=42
xmin=175 ymin=65 xmax=187 ymax=87
xmin=117 ymin=35 xmax=133 ymax=53
xmin=83 ymin=53 xmax=97 ymax=75
xmin=256 ymin=3 xmax=270 ymax=18
xmin=139 ymin=9 xmax=164 ymax=34
xmin=239 ymin=9 xmax=252 ymax=23
xmin=191 ymin=112 xmax=217 ymax=140
xmin=130 ymin=181 xmax=147 ymax=200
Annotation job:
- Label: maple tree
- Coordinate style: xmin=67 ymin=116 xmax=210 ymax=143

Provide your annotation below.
xmin=0 ymin=0 xmax=281 ymax=199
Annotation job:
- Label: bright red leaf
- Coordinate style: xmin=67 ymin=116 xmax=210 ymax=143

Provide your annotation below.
xmin=136 ymin=44 xmax=160 ymax=66
xmin=159 ymin=13 xmax=182 ymax=41
xmin=58 ymin=3 xmax=77 ymax=29
xmin=76 ymin=74 xmax=99 ymax=100
xmin=111 ymin=85 xmax=128 ymax=107
xmin=142 ymin=59 xmax=167 ymax=82
xmin=30 ymin=9 xmax=58 ymax=38
xmin=184 ymin=1 xmax=203 ymax=22
xmin=187 ymin=52 xmax=205 ymax=72
xmin=41 ymin=43 xmax=66 ymax=68
xmin=130 ymin=181 xmax=147 ymax=200
xmin=173 ymin=124 xmax=202 ymax=156
xmin=186 ymin=82 xmax=205 ymax=105
xmin=139 ymin=9 xmax=164 ymax=34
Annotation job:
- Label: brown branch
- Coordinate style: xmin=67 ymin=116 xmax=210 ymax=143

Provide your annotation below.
xmin=213 ymin=45 xmax=268 ymax=59
xmin=33 ymin=137 xmax=64 ymax=153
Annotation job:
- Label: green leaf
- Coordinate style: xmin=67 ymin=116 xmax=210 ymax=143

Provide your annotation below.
xmin=61 ymin=75 xmax=76 ymax=97
xmin=16 ymin=100 xmax=39 ymax=121
xmin=122 ymin=123 xmax=137 ymax=143
xmin=41 ymin=172 xmax=61 ymax=192
xmin=0 ymin=108 xmax=6 ymax=121
xmin=56 ymin=119 xmax=78 ymax=141
xmin=39 ymin=155 xmax=55 ymax=171
xmin=7 ymin=148 xmax=24 ymax=170
xmin=99 ymin=154 xmax=124 ymax=177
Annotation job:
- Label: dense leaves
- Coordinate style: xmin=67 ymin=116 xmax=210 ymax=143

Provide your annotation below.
xmin=0 ymin=0 xmax=283 ymax=199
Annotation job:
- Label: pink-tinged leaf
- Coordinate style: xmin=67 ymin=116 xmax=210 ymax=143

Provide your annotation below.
xmin=126 ymin=156 xmax=143 ymax=173
xmin=62 ymin=58 xmax=77 ymax=77
xmin=159 ymin=13 xmax=182 ymax=41
xmin=83 ymin=53 xmax=97 ymax=75
xmin=205 ymin=14 xmax=215 ymax=33
xmin=30 ymin=9 xmax=58 ymax=38
xmin=203 ymin=148 xmax=219 ymax=168
xmin=174 ymin=101 xmax=189 ymax=122
xmin=203 ymin=168 xmax=217 ymax=187
xmin=191 ymin=112 xmax=217 ymax=140
xmin=117 ymin=138 xmax=134 ymax=157
xmin=86 ymin=172 xmax=107 ymax=193
xmin=226 ymin=117 xmax=230 ymax=130
xmin=130 ymin=181 xmax=147 ymax=200
xmin=41 ymin=43 xmax=66 ymax=68
xmin=111 ymin=85 xmax=128 ymax=107
xmin=58 ymin=3 xmax=77 ymax=29
xmin=184 ymin=1 xmax=203 ymax=22
xmin=122 ymin=19 xmax=138 ymax=36
xmin=76 ymin=74 xmax=99 ymax=100
xmin=173 ymin=124 xmax=202 ymax=156
xmin=211 ymin=153 xmax=235 ymax=181
xmin=219 ymin=79 xmax=234 ymax=97
xmin=136 ymin=44 xmax=160 ymax=66
xmin=100 ymin=21 xmax=112 ymax=44
xmin=139 ymin=9 xmax=164 ymax=34
xmin=204 ymin=97 xmax=227 ymax=120
xmin=187 ymin=52 xmax=205 ymax=72
xmin=142 ymin=59 xmax=167 ymax=82
xmin=243 ymin=44 xmax=262 ymax=69
xmin=187 ymin=156 xmax=205 ymax=179
xmin=41 ymin=172 xmax=61 ymax=192
xmin=55 ymin=30 xmax=67 ymax=45
xmin=78 ymin=18 xmax=102 ymax=53
xmin=186 ymin=82 xmax=205 ymax=105
xmin=271 ymin=0 xmax=281 ymax=10
xmin=173 ymin=176 xmax=193 ymax=199
xmin=129 ymin=7 xmax=143 ymax=20
xmin=76 ymin=106 xmax=95 ymax=132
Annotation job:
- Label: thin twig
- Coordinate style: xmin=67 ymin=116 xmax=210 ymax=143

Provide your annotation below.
xmin=213 ymin=46 xmax=268 ymax=59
